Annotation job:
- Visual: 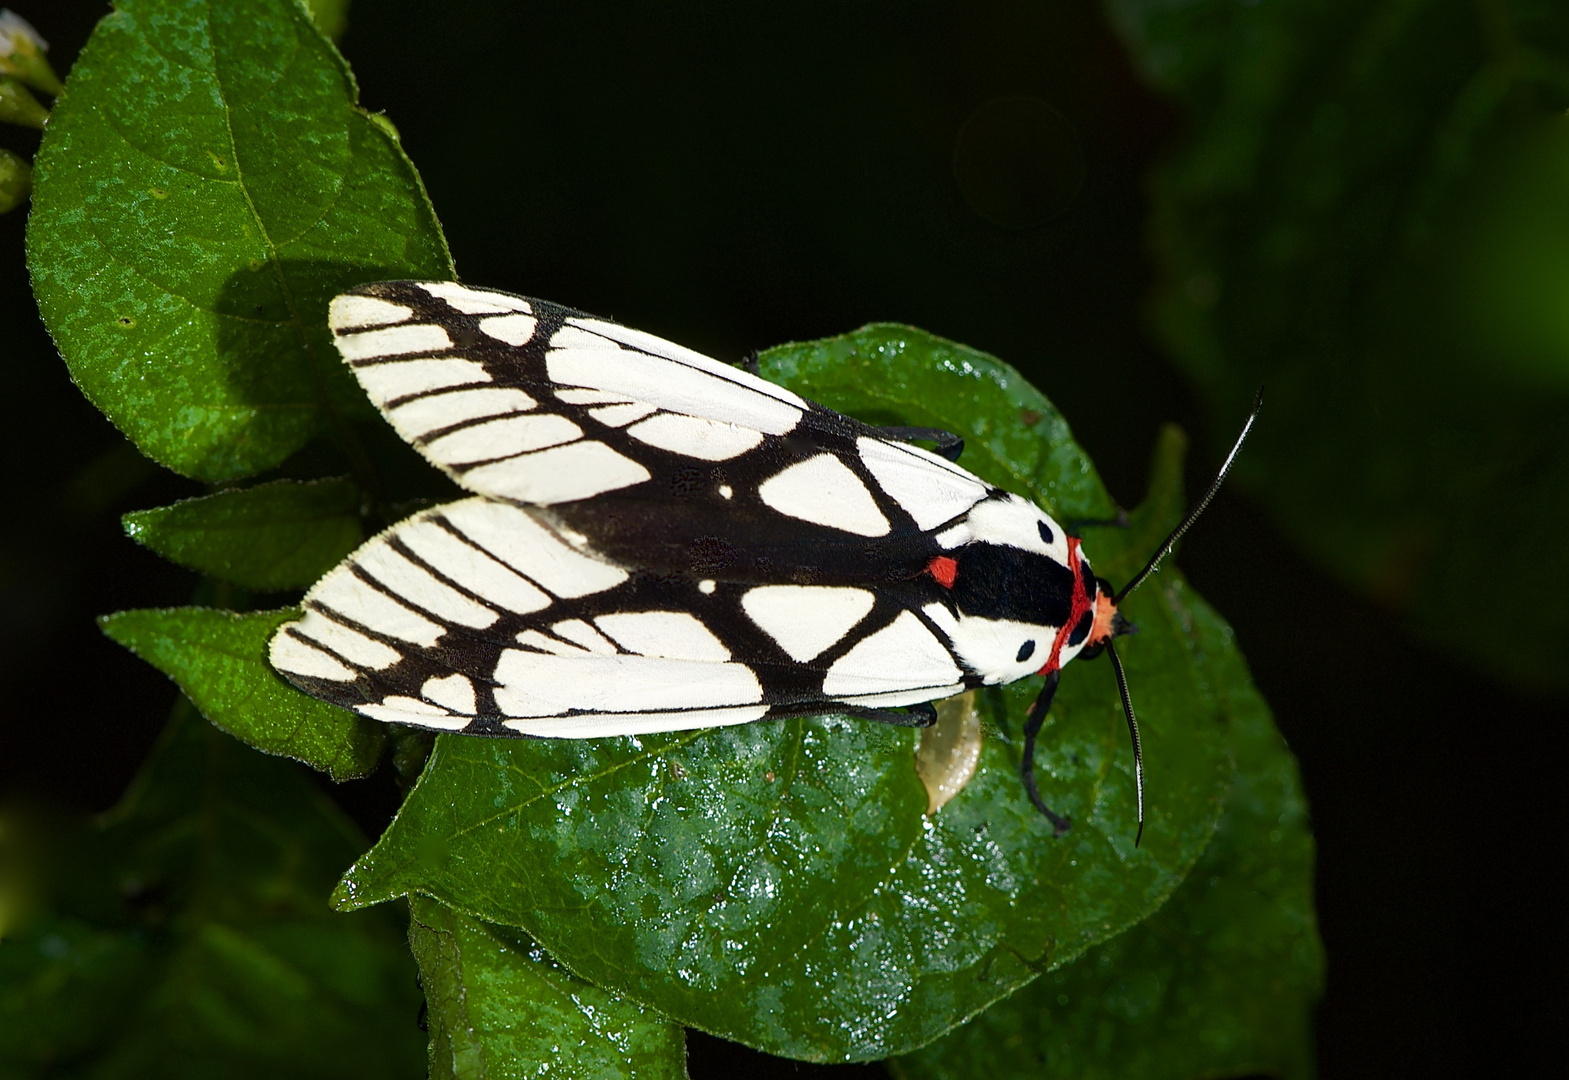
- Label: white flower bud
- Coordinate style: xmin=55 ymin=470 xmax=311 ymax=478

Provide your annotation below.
xmin=0 ymin=10 xmax=61 ymax=97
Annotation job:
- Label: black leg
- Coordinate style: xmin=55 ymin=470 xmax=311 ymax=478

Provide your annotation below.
xmin=840 ymin=701 xmax=937 ymax=728
xmin=737 ymin=350 xmax=762 ymax=377
xmin=1021 ymin=671 xmax=1072 ymax=835
xmin=875 ymin=426 xmax=964 ymax=462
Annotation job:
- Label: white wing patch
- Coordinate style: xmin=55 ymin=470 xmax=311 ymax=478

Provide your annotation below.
xmin=336 ymin=324 xmax=453 ymax=362
xmin=822 ymin=611 xmax=963 ymax=702
xmin=857 ymin=437 xmax=988 ymax=530
xmin=479 ymin=313 xmax=538 ymax=345
xmin=354 ymin=544 xmax=499 ymax=629
xmin=331 ymin=295 xmax=411 ymax=327
xmin=395 ymin=518 xmax=551 ymax=615
xmin=423 ymin=413 xmax=582 ymax=465
xmin=422 ymin=674 xmax=477 ymax=714
xmin=269 ymin=629 xmax=359 ymax=682
xmin=548 ymin=619 xmax=619 ymax=654
xmin=590 ymin=402 xmax=658 ymax=427
xmin=741 ymin=585 xmax=876 ymax=662
xmin=545 ymin=334 xmax=802 ymax=435
xmin=439 ymin=500 xmax=628 ymax=598
xmin=284 ymin=611 xmax=402 ymax=670
xmin=626 ymin=414 xmax=764 ymax=461
xmin=462 ymin=441 xmax=652 ymax=504
xmin=417 ymin=281 xmax=533 ymax=315
xmin=360 ymin=698 xmax=473 ymax=730
xmin=311 ymin=571 xmax=445 ymax=647
xmin=355 ymin=358 xmax=491 ymax=402
xmin=492 ymin=653 xmax=763 ymax=717
xmin=388 ymin=388 xmax=537 ymax=438
xmin=758 ymin=454 xmax=890 ymax=536
xmin=593 ymin=611 xmax=731 ymax=661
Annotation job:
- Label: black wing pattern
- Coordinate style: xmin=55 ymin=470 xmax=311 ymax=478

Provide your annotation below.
xmin=270 ymin=281 xmax=999 ymax=735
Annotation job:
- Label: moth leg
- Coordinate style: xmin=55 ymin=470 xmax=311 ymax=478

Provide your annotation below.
xmin=1064 ymin=509 xmax=1129 ymax=537
xmin=1021 ymin=670 xmax=1072 ymax=835
xmin=875 ymin=426 xmax=964 ymax=463
xmin=736 ymin=350 xmax=762 ymax=377
xmin=839 ymin=702 xmax=938 ymax=728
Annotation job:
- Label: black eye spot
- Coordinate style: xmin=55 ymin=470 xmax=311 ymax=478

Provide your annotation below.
xmin=1016 ymin=640 xmax=1036 ymax=663
xmin=1037 ymin=520 xmax=1054 ymax=545
xmin=1068 ymin=611 xmax=1094 ymax=647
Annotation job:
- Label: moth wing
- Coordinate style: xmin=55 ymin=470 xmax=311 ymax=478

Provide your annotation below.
xmin=267 ymin=497 xmax=970 ymax=738
xmin=327 ymin=281 xmax=812 ymax=506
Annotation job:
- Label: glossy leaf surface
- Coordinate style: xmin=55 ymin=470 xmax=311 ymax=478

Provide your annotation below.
xmin=894 ymin=585 xmax=1323 ymax=1080
xmin=409 ymin=897 xmax=688 ymax=1080
xmin=335 ymin=326 xmax=1235 ymax=1061
xmin=100 ymin=607 xmax=383 ymax=780
xmin=26 ymin=0 xmax=451 ymax=482
xmin=0 ymin=705 xmax=423 ymax=1079
xmin=123 ymin=478 xmax=363 ymax=592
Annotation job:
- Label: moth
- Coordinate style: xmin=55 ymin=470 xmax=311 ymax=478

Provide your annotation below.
xmin=270 ymin=281 xmax=1257 ymax=840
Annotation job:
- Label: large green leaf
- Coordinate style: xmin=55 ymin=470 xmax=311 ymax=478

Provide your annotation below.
xmin=26 ymin=0 xmax=451 ymax=482
xmin=0 ymin=704 xmax=424 ymax=1079
xmin=123 ymin=478 xmax=363 ymax=591
xmin=1106 ymin=0 xmax=1569 ymax=695
xmin=334 ymin=326 xmax=1236 ymax=1062
xmin=893 ymin=584 xmax=1323 ymax=1080
xmin=409 ymin=897 xmax=688 ymax=1080
xmin=100 ymin=607 xmax=383 ymax=780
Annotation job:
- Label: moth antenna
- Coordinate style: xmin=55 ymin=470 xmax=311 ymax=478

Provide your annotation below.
xmin=1115 ymin=388 xmax=1263 ymax=605
xmin=1104 ymin=638 xmax=1144 ymax=846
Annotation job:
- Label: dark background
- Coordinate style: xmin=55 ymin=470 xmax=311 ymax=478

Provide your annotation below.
xmin=2 ymin=2 xmax=1563 ymax=1078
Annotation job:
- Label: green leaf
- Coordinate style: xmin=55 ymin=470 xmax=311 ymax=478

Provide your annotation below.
xmin=892 ymin=585 xmax=1323 ymax=1080
xmin=1107 ymin=0 xmax=1569 ymax=696
xmin=0 ymin=704 xmax=424 ymax=1079
xmin=100 ymin=607 xmax=383 ymax=780
xmin=302 ymin=0 xmax=350 ymax=41
xmin=124 ymin=478 xmax=363 ymax=591
xmin=26 ymin=0 xmax=452 ymax=482
xmin=333 ymin=326 xmax=1236 ymax=1062
xmin=409 ymin=897 xmax=689 ymax=1080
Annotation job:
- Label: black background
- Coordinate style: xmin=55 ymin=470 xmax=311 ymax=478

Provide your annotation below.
xmin=1 ymin=2 xmax=1563 ymax=1077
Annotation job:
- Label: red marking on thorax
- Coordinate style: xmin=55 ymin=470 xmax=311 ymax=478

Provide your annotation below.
xmin=1038 ymin=537 xmax=1096 ymax=676
xmin=928 ymin=555 xmax=958 ymax=589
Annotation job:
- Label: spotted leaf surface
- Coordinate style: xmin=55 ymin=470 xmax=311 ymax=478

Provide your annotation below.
xmin=26 ymin=0 xmax=451 ymax=482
